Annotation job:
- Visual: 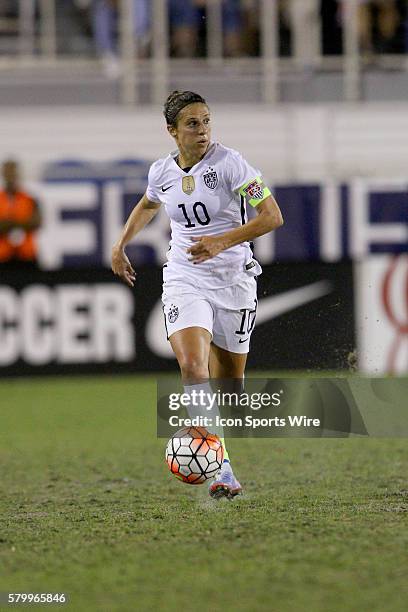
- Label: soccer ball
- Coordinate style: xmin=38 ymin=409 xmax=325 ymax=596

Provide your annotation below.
xmin=165 ymin=426 xmax=224 ymax=485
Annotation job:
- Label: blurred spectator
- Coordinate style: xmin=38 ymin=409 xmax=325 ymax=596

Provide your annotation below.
xmin=92 ymin=0 xmax=151 ymax=77
xmin=345 ymin=0 xmax=402 ymax=54
xmin=0 ymin=160 xmax=42 ymax=269
xmin=216 ymin=0 xmax=243 ymax=57
xmin=169 ymin=0 xmax=243 ymax=57
xmin=328 ymin=0 xmax=406 ymax=56
xmin=240 ymin=0 xmax=294 ymax=57
xmin=241 ymin=0 xmax=260 ymax=55
xmin=168 ymin=0 xmax=200 ymax=57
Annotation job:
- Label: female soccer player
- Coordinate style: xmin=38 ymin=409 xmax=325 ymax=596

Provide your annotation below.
xmin=112 ymin=91 xmax=283 ymax=498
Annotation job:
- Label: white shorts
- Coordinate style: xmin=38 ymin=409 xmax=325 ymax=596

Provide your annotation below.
xmin=162 ymin=276 xmax=258 ymax=354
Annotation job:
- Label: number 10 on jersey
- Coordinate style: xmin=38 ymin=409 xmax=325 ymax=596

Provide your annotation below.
xmin=178 ymin=202 xmax=211 ymax=227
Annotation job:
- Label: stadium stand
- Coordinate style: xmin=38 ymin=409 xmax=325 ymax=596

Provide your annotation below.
xmin=0 ymin=1 xmax=407 ymax=106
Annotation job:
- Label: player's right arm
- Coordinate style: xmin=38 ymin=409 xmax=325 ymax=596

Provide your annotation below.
xmin=111 ymin=193 xmax=161 ymax=287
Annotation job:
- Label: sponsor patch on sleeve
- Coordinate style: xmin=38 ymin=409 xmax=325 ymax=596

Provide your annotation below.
xmin=239 ymin=177 xmax=271 ymax=207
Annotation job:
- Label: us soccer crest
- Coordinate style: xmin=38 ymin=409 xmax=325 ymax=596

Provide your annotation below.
xmin=167 ymin=304 xmax=179 ymax=323
xmin=182 ymin=176 xmax=195 ymax=195
xmin=203 ymin=167 xmax=218 ymax=190
xmin=244 ymin=180 xmax=264 ymax=200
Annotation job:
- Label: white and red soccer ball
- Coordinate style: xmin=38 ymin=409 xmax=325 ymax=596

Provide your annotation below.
xmin=165 ymin=426 xmax=224 ymax=485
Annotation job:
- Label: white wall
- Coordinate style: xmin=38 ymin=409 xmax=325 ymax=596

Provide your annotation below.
xmin=1 ymin=103 xmax=408 ymax=183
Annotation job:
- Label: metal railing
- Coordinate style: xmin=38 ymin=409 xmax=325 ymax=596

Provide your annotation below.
xmin=0 ymin=0 xmax=404 ymax=105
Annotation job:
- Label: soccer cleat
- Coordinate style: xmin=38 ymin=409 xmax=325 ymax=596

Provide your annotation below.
xmin=209 ymin=469 xmax=242 ymax=499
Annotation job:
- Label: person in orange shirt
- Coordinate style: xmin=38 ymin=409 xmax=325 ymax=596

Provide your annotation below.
xmin=0 ymin=159 xmax=42 ymax=268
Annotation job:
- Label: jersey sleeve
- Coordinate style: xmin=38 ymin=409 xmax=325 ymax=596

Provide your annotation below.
xmin=145 ymin=161 xmax=163 ymax=204
xmin=227 ymin=150 xmax=271 ymax=207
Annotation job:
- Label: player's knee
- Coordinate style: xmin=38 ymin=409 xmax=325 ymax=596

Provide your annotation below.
xmin=178 ymin=355 xmax=208 ymax=382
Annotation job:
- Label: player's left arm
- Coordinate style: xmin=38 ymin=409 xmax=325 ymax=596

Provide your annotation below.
xmin=187 ymin=193 xmax=283 ymax=264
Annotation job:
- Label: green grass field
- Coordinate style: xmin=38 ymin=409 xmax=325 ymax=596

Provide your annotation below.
xmin=1 ymin=375 xmax=407 ymax=612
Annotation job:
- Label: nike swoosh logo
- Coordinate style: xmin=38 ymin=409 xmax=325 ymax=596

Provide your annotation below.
xmin=255 ymin=280 xmax=332 ymax=325
xmin=238 ymin=338 xmax=249 ymax=343
xmin=161 ymin=185 xmax=173 ymax=192
xmin=146 ymin=280 xmax=332 ymax=358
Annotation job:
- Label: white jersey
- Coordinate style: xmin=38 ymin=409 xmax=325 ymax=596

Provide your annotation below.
xmin=146 ymin=142 xmax=263 ymax=288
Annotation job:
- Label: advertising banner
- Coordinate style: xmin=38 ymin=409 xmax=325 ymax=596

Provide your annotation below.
xmin=357 ymin=255 xmax=408 ymax=374
xmin=0 ymin=263 xmax=354 ymax=376
xmin=20 ymin=161 xmax=407 ymax=269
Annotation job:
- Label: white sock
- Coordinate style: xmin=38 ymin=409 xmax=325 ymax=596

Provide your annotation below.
xmin=183 ymin=382 xmax=230 ymax=462
xmin=184 ymin=382 xmax=224 ymax=438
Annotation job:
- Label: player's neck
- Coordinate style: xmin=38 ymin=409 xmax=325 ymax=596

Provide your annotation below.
xmin=177 ymin=147 xmax=208 ymax=169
